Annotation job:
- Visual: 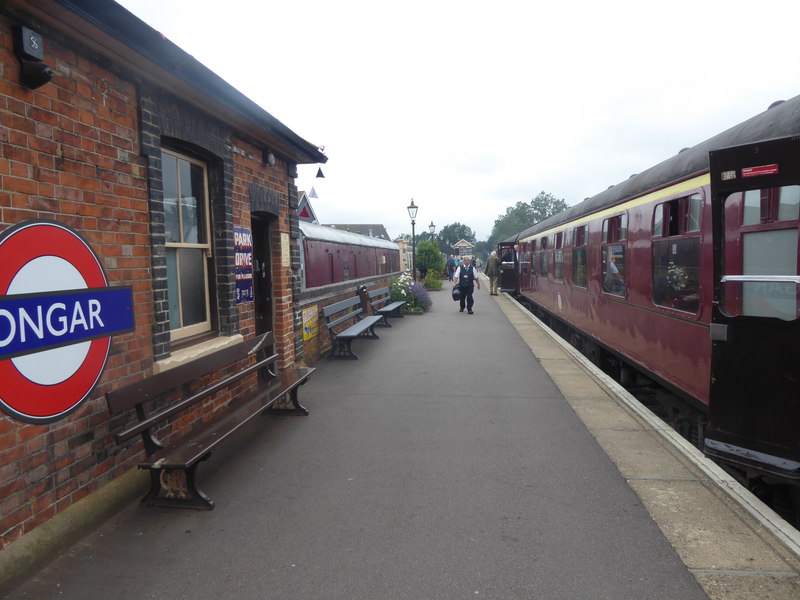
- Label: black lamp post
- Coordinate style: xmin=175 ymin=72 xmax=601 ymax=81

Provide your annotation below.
xmin=407 ymin=199 xmax=418 ymax=281
xmin=429 ymin=221 xmax=436 ymax=236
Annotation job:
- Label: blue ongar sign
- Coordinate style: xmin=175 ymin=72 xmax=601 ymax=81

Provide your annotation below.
xmin=0 ymin=287 xmax=134 ymax=361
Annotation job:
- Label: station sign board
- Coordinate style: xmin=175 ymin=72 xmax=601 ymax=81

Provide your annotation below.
xmin=0 ymin=220 xmax=134 ymax=423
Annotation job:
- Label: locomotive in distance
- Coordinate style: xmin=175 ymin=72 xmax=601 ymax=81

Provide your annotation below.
xmin=498 ymin=95 xmax=800 ymax=522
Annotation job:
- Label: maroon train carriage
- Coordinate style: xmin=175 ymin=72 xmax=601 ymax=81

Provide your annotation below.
xmin=500 ymin=96 xmax=800 ymax=521
xmin=299 ymin=221 xmax=400 ymax=289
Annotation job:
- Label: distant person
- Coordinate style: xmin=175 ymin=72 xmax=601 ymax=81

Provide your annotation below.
xmin=452 ymin=256 xmax=480 ymax=314
xmin=485 ymin=250 xmax=500 ymax=295
xmin=501 ymin=248 xmax=512 ymax=262
xmin=446 ymin=255 xmax=458 ymax=281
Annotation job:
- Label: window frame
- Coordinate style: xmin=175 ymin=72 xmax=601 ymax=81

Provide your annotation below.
xmin=651 ymin=193 xmax=703 ymax=314
xmin=601 ymin=213 xmax=627 ymax=296
xmin=162 ymin=148 xmax=213 ymax=341
xmin=572 ymin=225 xmax=588 ymax=288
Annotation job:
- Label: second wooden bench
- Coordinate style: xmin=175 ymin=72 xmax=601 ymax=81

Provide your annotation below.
xmin=322 ymin=295 xmax=382 ymax=360
xmin=368 ymin=286 xmax=406 ymax=326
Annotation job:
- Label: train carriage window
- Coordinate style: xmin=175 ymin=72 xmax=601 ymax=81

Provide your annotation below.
xmin=554 ymin=232 xmax=564 ymax=282
xmin=539 ymin=237 xmax=548 ymax=277
xmin=652 ymin=193 xmax=702 ymax=312
xmin=722 ymin=185 xmax=799 ymax=320
xmin=573 ymin=225 xmax=588 ymax=287
xmin=602 ymin=215 xmax=626 ymax=295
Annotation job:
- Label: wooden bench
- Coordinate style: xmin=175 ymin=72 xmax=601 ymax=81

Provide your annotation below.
xmin=368 ymin=286 xmax=406 ymax=326
xmin=105 ymin=332 xmax=314 ymax=510
xmin=322 ymin=295 xmax=383 ymax=360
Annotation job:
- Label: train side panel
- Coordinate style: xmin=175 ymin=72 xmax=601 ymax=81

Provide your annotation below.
xmin=517 ymin=179 xmax=713 ymax=407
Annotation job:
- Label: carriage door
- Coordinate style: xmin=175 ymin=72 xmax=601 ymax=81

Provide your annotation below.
xmin=705 ymin=137 xmax=800 ymax=477
xmin=498 ymin=241 xmax=517 ymax=293
xmin=251 ymin=214 xmax=273 ymax=336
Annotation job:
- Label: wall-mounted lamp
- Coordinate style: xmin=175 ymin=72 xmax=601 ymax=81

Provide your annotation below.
xmin=14 ymin=26 xmax=54 ymax=90
xmin=264 ymin=151 xmax=276 ymax=167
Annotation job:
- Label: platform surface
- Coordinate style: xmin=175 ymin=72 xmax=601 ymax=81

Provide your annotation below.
xmin=7 ymin=282 xmax=800 ymax=599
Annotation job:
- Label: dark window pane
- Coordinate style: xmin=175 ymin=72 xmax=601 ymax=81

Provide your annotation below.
xmin=166 ymin=247 xmax=180 ymax=329
xmin=573 ymin=248 xmax=587 ymax=287
xmin=179 ymin=248 xmax=207 ymax=326
xmin=602 ymin=244 xmax=625 ymax=295
xmin=652 ymin=237 xmax=700 ymax=312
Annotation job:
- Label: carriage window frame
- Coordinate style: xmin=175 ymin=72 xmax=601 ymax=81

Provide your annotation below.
xmin=721 ymin=186 xmax=800 ymax=321
xmin=162 ymin=149 xmax=213 ymax=341
xmin=539 ymin=236 xmax=549 ymax=277
xmin=653 ymin=193 xmax=702 ymax=236
xmin=572 ymin=225 xmax=588 ymax=288
xmin=554 ymin=231 xmax=565 ymax=282
xmin=651 ymin=193 xmax=702 ymax=313
xmin=601 ymin=214 xmax=627 ymax=296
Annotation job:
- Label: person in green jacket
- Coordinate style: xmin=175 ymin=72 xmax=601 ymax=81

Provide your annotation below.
xmin=485 ymin=250 xmax=501 ymax=295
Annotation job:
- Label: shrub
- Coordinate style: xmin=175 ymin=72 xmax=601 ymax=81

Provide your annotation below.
xmin=390 ymin=274 xmax=431 ymax=312
xmin=408 ymin=281 xmax=432 ymax=311
xmin=422 ymin=273 xmax=443 ymax=291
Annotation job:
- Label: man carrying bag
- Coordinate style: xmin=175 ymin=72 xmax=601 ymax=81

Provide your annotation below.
xmin=452 ymin=256 xmax=480 ymax=314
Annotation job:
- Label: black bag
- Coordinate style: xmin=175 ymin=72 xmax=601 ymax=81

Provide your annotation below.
xmin=452 ymin=286 xmax=461 ymax=302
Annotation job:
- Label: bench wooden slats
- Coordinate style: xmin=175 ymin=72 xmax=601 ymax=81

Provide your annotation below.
xmin=105 ymin=331 xmax=314 ymax=510
xmin=146 ymin=366 xmax=314 ymax=469
xmin=368 ymin=286 xmax=406 ymax=326
xmin=112 ymin=353 xmax=278 ymax=443
xmin=322 ymin=295 xmax=381 ymax=359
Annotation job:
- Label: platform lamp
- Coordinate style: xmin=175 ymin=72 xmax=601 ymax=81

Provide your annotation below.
xmin=407 ymin=199 xmax=418 ymax=281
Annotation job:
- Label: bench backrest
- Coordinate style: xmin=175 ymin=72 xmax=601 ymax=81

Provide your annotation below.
xmin=322 ymin=296 xmax=364 ymax=332
xmin=106 ymin=332 xmax=275 ymax=442
xmin=368 ymin=287 xmax=391 ymax=310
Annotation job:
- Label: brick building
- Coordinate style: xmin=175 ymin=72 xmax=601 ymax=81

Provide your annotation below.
xmin=0 ymin=0 xmax=325 ymax=585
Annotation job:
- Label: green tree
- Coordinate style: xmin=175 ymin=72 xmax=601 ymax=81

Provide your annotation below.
xmin=439 ymin=222 xmax=476 ymax=247
xmin=487 ymin=191 xmax=567 ymax=249
xmin=416 ymin=240 xmax=445 ymax=276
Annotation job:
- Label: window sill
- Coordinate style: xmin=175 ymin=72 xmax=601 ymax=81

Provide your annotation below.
xmin=153 ymin=334 xmax=244 ymax=375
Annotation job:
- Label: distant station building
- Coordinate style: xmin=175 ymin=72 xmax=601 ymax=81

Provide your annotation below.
xmin=453 ymin=239 xmax=475 ymax=256
xmin=0 ymin=0 xmax=326 ymax=578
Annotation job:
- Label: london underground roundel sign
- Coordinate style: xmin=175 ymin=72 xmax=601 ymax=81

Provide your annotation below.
xmin=0 ymin=220 xmax=134 ymax=424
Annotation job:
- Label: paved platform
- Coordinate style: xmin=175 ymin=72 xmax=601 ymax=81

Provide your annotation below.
xmin=6 ymin=281 xmax=800 ymax=599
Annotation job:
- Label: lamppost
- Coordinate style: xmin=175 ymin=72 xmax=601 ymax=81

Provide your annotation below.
xmin=429 ymin=221 xmax=436 ymax=236
xmin=407 ymin=199 xmax=418 ymax=281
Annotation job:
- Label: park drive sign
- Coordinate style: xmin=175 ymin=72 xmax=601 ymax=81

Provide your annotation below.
xmin=0 ymin=220 xmax=134 ymax=423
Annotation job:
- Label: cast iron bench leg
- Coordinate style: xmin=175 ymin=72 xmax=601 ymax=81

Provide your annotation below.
xmin=329 ymin=337 xmax=358 ymax=360
xmin=267 ymin=387 xmax=310 ymax=416
xmin=141 ymin=461 xmax=214 ymax=510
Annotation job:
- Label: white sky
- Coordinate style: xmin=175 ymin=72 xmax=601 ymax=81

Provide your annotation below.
xmin=116 ymin=0 xmax=800 ymax=241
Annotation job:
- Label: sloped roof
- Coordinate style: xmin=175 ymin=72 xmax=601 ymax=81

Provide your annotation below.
xmin=300 ymin=222 xmax=398 ymax=250
xmin=324 ymin=224 xmax=392 ymax=241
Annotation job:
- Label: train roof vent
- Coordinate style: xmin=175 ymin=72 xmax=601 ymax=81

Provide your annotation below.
xmin=629 ymin=174 xmax=637 ymax=178
xmin=678 ymin=147 xmax=690 ymax=153
xmin=768 ymin=100 xmax=785 ymax=110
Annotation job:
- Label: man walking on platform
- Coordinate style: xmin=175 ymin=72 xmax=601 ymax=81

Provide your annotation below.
xmin=453 ymin=256 xmax=480 ymax=314
xmin=485 ymin=250 xmax=500 ymax=295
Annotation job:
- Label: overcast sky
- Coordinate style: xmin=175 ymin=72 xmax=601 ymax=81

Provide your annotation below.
xmin=116 ymin=0 xmax=799 ymax=241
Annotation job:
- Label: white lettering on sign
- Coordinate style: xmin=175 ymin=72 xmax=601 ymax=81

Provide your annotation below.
xmin=233 ymin=230 xmax=253 ymax=247
xmin=0 ymin=299 xmax=105 ymax=348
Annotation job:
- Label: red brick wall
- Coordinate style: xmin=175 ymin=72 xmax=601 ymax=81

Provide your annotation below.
xmin=0 ymin=14 xmax=305 ymax=550
xmin=0 ymin=14 xmax=152 ymax=548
